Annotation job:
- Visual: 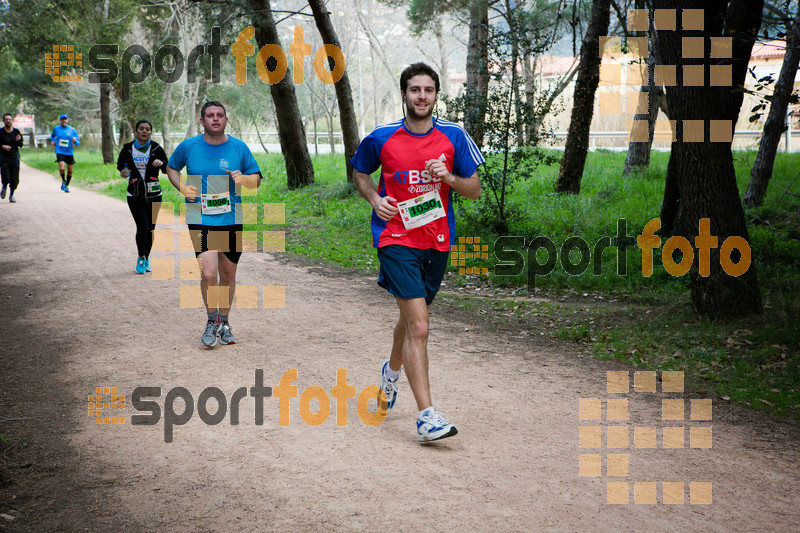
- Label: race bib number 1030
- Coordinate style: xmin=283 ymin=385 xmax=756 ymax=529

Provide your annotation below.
xmin=397 ymin=190 xmax=446 ymax=230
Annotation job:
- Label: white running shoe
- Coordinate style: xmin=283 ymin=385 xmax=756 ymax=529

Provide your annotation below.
xmin=378 ymin=359 xmax=400 ymax=415
xmin=417 ymin=409 xmax=458 ymax=443
xmin=216 ymin=322 xmax=237 ymax=345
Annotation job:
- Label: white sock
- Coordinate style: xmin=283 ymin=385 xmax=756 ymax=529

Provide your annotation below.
xmin=419 ymin=407 xmax=434 ymax=418
xmin=386 ymin=364 xmax=400 ymax=381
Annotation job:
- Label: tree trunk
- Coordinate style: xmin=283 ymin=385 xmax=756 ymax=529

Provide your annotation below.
xmin=100 ymin=82 xmax=114 ymax=163
xmin=249 ymin=0 xmax=314 ymax=188
xmin=743 ymin=7 xmax=800 ymax=207
xmin=161 ymin=83 xmax=174 ymax=154
xmin=655 ymin=0 xmax=762 ymax=318
xmin=311 ymin=102 xmax=319 ymax=155
xmin=464 ymin=0 xmax=489 ymax=149
xmin=327 ymin=112 xmax=335 ymax=154
xmin=254 ymin=121 xmax=270 ymax=154
xmin=119 ymin=119 xmax=132 ymax=145
xmin=308 ymin=0 xmax=360 ymax=183
xmin=623 ymin=0 xmax=662 ymax=175
xmin=623 ymin=54 xmax=664 ymax=174
xmin=435 ymin=20 xmax=449 ymax=96
xmin=555 ymin=0 xmax=611 ymax=194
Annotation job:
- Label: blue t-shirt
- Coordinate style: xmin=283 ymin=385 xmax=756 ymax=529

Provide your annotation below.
xmin=167 ymin=135 xmax=261 ymax=226
xmin=50 ymin=125 xmax=80 ymax=155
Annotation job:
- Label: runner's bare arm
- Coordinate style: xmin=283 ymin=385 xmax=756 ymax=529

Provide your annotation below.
xmin=166 ymin=165 xmax=197 ymax=201
xmin=354 ymin=170 xmax=398 ymax=222
xmin=425 ymin=159 xmax=480 ymax=200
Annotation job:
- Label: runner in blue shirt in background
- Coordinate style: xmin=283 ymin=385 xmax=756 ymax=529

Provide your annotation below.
xmin=50 ymin=114 xmax=80 ymax=193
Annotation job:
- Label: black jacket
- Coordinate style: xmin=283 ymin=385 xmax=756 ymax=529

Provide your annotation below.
xmin=115 ymin=140 xmax=169 ymax=198
xmin=0 ymin=127 xmax=24 ymax=163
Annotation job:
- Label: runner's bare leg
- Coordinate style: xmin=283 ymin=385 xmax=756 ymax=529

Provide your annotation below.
xmin=394 ymin=296 xmax=432 ymax=410
xmin=217 ymin=252 xmax=237 ymax=316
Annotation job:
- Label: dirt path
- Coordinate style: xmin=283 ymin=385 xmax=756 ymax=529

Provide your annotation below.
xmin=0 ymin=163 xmax=798 ymax=532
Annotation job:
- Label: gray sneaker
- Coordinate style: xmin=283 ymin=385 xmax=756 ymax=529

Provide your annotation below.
xmin=201 ymin=321 xmax=219 ymax=348
xmin=217 ymin=322 xmax=237 ymax=345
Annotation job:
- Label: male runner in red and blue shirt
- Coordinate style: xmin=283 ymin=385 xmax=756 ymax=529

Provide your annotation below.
xmin=352 ymin=62 xmax=484 ymax=443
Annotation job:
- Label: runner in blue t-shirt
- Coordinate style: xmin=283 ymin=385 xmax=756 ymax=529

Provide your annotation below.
xmin=50 ymin=114 xmax=80 ymax=193
xmin=166 ymin=101 xmax=262 ymax=348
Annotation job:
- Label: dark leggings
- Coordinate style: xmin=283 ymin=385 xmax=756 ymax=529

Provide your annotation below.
xmin=127 ymin=195 xmax=159 ymax=257
xmin=0 ymin=162 xmax=20 ymax=194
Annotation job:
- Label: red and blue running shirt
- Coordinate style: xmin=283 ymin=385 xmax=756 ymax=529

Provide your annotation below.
xmin=351 ymin=118 xmax=484 ymax=252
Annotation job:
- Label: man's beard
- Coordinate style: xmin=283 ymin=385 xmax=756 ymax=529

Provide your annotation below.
xmin=405 ymin=99 xmax=434 ymax=120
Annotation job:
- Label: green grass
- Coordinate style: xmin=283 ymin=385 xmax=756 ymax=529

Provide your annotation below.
xmin=22 ymin=148 xmax=376 ymax=268
xmin=20 ymin=146 xmax=800 ymax=418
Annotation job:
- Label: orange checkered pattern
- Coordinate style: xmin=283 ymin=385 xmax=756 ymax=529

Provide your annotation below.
xmin=46 ymin=44 xmax=83 ymax=82
xmin=149 ymin=202 xmax=287 ymax=309
xmin=88 ymin=386 xmax=125 ymax=425
xmin=579 ymin=371 xmax=713 ymax=505
xmin=451 ymin=236 xmax=489 ymax=275
xmin=598 ymin=9 xmax=732 ymax=144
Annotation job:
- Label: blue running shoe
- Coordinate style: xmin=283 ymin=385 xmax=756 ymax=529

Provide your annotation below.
xmin=60 ymin=182 xmax=66 ymax=191
xmin=0 ymin=185 xmax=6 ymax=199
xmin=144 ymin=258 xmax=151 ymax=272
xmin=64 ymin=186 xmax=70 ymax=193
xmin=378 ymin=359 xmax=400 ymax=416
xmin=136 ymin=257 xmax=146 ymax=274
xmin=417 ymin=409 xmax=458 ymax=443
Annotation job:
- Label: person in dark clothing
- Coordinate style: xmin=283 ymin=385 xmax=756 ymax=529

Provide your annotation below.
xmin=116 ymin=119 xmax=168 ymax=274
xmin=0 ymin=113 xmax=24 ymax=203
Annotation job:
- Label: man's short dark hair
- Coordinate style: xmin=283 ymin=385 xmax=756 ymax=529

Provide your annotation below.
xmin=200 ymin=101 xmax=226 ymax=118
xmin=400 ymin=63 xmax=440 ymax=94
xmin=2 ymin=113 xmax=12 ymax=120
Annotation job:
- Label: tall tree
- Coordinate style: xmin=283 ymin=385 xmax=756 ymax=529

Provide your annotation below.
xmin=385 ymin=0 xmax=491 ymax=148
xmin=248 ymin=0 xmax=314 ymax=188
xmin=623 ymin=0 xmax=666 ymax=175
xmin=555 ymin=0 xmax=611 ymax=193
xmin=655 ymin=0 xmax=763 ymax=317
xmin=743 ymin=4 xmax=800 ymax=207
xmin=308 ymin=0 xmax=360 ymax=183
xmin=464 ymin=0 xmax=490 ymax=149
xmin=99 ymin=82 xmax=114 ymax=162
xmin=98 ymin=0 xmax=115 ymax=163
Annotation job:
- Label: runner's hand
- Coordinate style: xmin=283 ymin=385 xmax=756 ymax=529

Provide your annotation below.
xmin=374 ymin=196 xmax=399 ymax=221
xmin=15 ymin=134 xmax=21 ymax=141
xmin=152 ymin=159 xmax=164 ymax=168
xmin=1 ymin=145 xmax=9 ymax=151
xmin=425 ymin=159 xmax=454 ymax=186
xmin=182 ymin=184 xmax=198 ymax=202
xmin=227 ymin=169 xmax=256 ymax=189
